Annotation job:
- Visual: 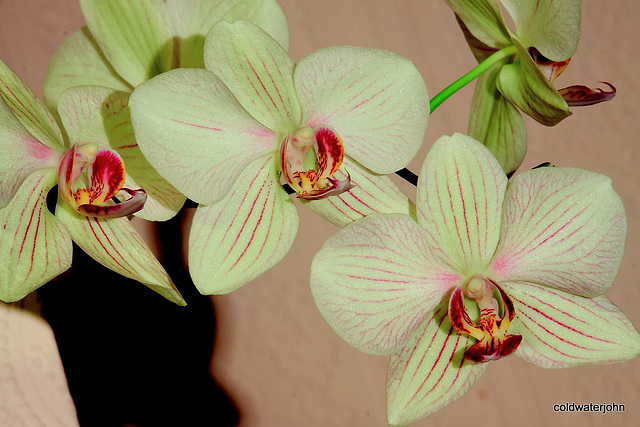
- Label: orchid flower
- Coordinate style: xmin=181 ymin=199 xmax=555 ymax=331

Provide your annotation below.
xmin=310 ymin=133 xmax=640 ymax=425
xmin=43 ymin=0 xmax=289 ymax=221
xmin=444 ymin=0 xmax=615 ymax=174
xmin=0 ymin=59 xmax=183 ymax=304
xmin=129 ymin=20 xmax=429 ymax=294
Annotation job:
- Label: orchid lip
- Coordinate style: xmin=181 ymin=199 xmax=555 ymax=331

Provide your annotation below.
xmin=57 ymin=143 xmax=147 ymax=218
xmin=558 ymin=81 xmax=617 ymax=107
xmin=448 ymin=277 xmax=522 ymax=363
xmin=280 ymin=125 xmax=353 ymax=200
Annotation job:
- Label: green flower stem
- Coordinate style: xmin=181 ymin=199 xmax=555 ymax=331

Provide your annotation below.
xmin=429 ymin=45 xmax=518 ymax=113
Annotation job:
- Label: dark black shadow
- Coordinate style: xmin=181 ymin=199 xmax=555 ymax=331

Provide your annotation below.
xmin=38 ymin=208 xmax=240 ymax=427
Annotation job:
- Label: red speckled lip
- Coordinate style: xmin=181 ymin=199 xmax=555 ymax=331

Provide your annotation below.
xmin=56 ymin=143 xmax=146 ymax=218
xmin=280 ymin=125 xmax=354 ymax=200
xmin=449 ymin=280 xmax=522 ymax=363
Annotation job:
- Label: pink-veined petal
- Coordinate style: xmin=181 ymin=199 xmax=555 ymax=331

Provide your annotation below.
xmin=55 ymin=200 xmax=184 ymax=306
xmin=79 ymin=0 xmax=175 ymax=87
xmin=302 ymin=156 xmax=416 ymax=227
xmin=0 ymin=58 xmax=64 ymax=150
xmin=501 ymin=0 xmax=581 ymax=61
xmin=417 ymin=133 xmax=507 ymax=276
xmin=130 ymin=68 xmax=276 ymax=205
xmin=489 ymin=167 xmax=626 ymax=297
xmin=43 ymin=27 xmax=132 ymax=112
xmin=502 ymin=282 xmax=640 ymax=368
xmin=295 ymin=46 xmax=429 ymax=174
xmin=386 ymin=304 xmax=488 ymax=425
xmin=204 ymin=20 xmax=300 ymax=132
xmin=0 ymin=169 xmax=72 ymax=302
xmin=310 ymin=213 xmax=462 ymax=356
xmin=0 ymin=96 xmax=59 ymax=208
xmin=165 ymin=0 xmax=289 ymax=68
xmin=188 ymin=155 xmax=297 ymax=294
xmin=468 ymin=63 xmax=527 ymax=175
xmin=58 ymin=86 xmax=185 ymax=220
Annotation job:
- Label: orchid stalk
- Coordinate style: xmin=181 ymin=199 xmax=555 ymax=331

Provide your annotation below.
xmin=0 ymin=59 xmax=183 ymax=304
xmin=128 ymin=20 xmax=429 ymax=294
xmin=444 ymin=0 xmax=615 ymax=175
xmin=310 ymin=133 xmax=640 ymax=424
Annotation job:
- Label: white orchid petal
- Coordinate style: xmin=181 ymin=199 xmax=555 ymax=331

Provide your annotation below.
xmin=0 ymin=96 xmax=58 ymax=208
xmin=503 ymin=282 xmax=640 ymax=368
xmin=189 ymin=155 xmax=298 ymax=294
xmin=386 ymin=304 xmax=487 ymax=425
xmin=490 ymin=168 xmax=626 ymax=297
xmin=417 ymin=133 xmax=507 ymax=275
xmin=0 ymin=170 xmax=72 ymax=302
xmin=55 ymin=200 xmax=184 ymax=305
xmin=165 ymin=0 xmax=289 ymax=68
xmin=43 ymin=27 xmax=132 ymax=111
xmin=295 ymin=46 xmax=429 ymax=174
xmin=130 ymin=68 xmax=276 ymax=205
xmin=0 ymin=58 xmax=64 ymax=150
xmin=311 ymin=214 xmax=461 ymax=356
xmin=204 ymin=20 xmax=300 ymax=132
xmin=79 ymin=0 xmax=174 ymax=86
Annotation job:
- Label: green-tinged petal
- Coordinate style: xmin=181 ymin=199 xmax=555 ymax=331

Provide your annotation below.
xmin=454 ymin=14 xmax=500 ymax=63
xmin=0 ymin=96 xmax=59 ymax=208
xmin=188 ymin=155 xmax=297 ymax=294
xmin=503 ymin=282 xmax=640 ymax=368
xmin=58 ymin=86 xmax=185 ymax=221
xmin=497 ymin=39 xmax=570 ymax=126
xmin=310 ymin=214 xmax=461 ymax=356
xmin=444 ymin=0 xmax=511 ymax=49
xmin=55 ymin=200 xmax=184 ymax=305
xmin=43 ymin=27 xmax=132 ymax=112
xmin=417 ymin=134 xmax=507 ymax=276
xmin=295 ymin=46 xmax=429 ymax=174
xmin=469 ymin=64 xmax=527 ymax=175
xmin=302 ymin=157 xmax=415 ymax=227
xmin=501 ymin=0 xmax=580 ymax=61
xmin=386 ymin=304 xmax=487 ymax=425
xmin=165 ymin=0 xmax=289 ymax=68
xmin=79 ymin=0 xmax=175 ymax=87
xmin=0 ymin=170 xmax=72 ymax=302
xmin=0 ymin=58 xmax=64 ymax=150
xmin=204 ymin=20 xmax=300 ymax=132
xmin=489 ymin=167 xmax=626 ymax=297
xmin=130 ymin=68 xmax=276 ymax=205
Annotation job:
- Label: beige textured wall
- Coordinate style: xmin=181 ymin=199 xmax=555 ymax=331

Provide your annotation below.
xmin=1 ymin=1 xmax=639 ymax=426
